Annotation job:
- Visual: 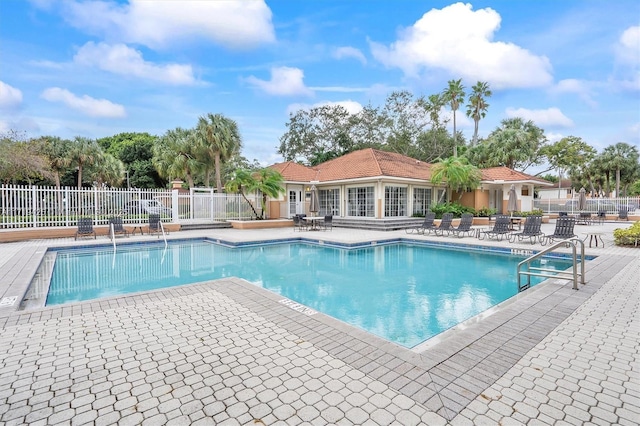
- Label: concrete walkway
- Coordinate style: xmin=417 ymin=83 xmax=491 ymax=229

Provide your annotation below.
xmin=0 ymin=221 xmax=638 ymax=425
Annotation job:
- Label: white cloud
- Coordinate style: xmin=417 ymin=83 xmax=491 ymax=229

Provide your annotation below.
xmin=369 ymin=2 xmax=553 ymax=89
xmin=245 ymin=67 xmax=314 ymax=97
xmin=41 ymin=87 xmax=126 ymax=118
xmin=613 ymin=26 xmax=640 ymax=91
xmin=0 ymin=81 xmax=23 ymax=110
xmin=545 ymin=132 xmax=564 ymax=143
xmin=333 ymin=46 xmax=367 ymax=65
xmin=61 ymin=0 xmax=275 ymax=50
xmin=74 ymin=42 xmax=196 ymax=85
xmin=551 ymin=79 xmax=597 ymax=107
xmin=286 ymin=100 xmax=364 ymax=116
xmin=505 ymin=107 xmax=574 ymax=128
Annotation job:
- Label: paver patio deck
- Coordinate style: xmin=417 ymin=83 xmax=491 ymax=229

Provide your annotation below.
xmin=0 ymin=220 xmax=637 ymax=425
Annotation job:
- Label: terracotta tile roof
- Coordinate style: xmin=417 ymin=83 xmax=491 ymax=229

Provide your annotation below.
xmin=271 ymin=148 xmax=432 ymax=183
xmin=481 ymin=166 xmax=553 ymax=186
xmin=270 ymin=161 xmax=318 ymax=182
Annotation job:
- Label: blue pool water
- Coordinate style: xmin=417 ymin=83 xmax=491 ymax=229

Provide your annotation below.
xmin=44 ymin=240 xmax=573 ymax=347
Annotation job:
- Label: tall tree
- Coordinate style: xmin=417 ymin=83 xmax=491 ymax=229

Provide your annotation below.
xmin=67 ymin=137 xmax=101 ymax=188
xmin=540 ymin=136 xmax=596 ymax=197
xmin=442 ymin=79 xmax=465 ymax=157
xmin=37 ymin=136 xmax=72 ymax=189
xmin=430 ymin=156 xmax=481 ymax=201
xmin=153 ymin=128 xmax=200 ymax=188
xmin=0 ymin=131 xmax=50 ymax=184
xmin=466 ymin=117 xmax=548 ymax=171
xmin=465 ymin=81 xmax=491 ymax=146
xmin=196 ymin=113 xmax=242 ymax=192
xmin=600 ymin=142 xmax=640 ymax=196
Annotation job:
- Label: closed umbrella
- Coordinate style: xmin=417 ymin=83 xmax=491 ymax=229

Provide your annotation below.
xmin=507 ymin=184 xmax=518 ymax=214
xmin=578 ymin=187 xmax=587 ymax=211
xmin=309 ymin=185 xmax=319 ymax=217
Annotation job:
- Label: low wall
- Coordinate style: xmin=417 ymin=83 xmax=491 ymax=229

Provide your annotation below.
xmin=0 ymin=223 xmax=182 ymax=243
xmin=228 ymin=219 xmax=293 ymax=230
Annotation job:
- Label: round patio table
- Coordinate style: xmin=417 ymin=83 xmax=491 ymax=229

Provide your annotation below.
xmin=583 ymin=232 xmax=605 ymax=248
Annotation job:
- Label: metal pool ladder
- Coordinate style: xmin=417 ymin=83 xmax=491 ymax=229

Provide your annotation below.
xmin=159 ymin=221 xmax=168 ymax=248
xmin=517 ymin=237 xmax=585 ymax=292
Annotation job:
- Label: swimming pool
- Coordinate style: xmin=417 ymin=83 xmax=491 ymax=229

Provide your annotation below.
xmin=36 ymin=239 xmax=573 ymax=348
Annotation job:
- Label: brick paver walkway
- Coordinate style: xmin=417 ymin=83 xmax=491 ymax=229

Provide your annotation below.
xmin=0 ymin=225 xmax=638 ymax=424
xmin=454 ymin=256 xmax=639 ymax=425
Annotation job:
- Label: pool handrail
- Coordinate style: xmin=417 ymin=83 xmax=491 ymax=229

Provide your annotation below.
xmin=517 ymin=237 xmax=585 ymax=292
xmin=160 ymin=221 xmax=167 ymax=248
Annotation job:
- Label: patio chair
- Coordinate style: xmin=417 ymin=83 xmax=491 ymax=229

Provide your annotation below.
xmin=595 ymin=211 xmax=606 ymax=224
xmin=508 ymin=215 xmax=543 ymax=245
xmin=108 ymin=216 xmax=129 ymax=239
xmin=75 ymin=217 xmax=96 ymax=240
xmin=577 ymin=212 xmax=592 ymax=225
xmin=321 ymin=215 xmax=333 ymax=231
xmin=449 ymin=213 xmax=475 ymax=238
xmin=478 ymin=215 xmax=512 ymax=241
xmin=292 ymin=215 xmax=308 ymax=231
xmin=541 ymin=217 xmax=576 ymax=246
xmin=617 ymin=209 xmax=629 ymax=221
xmin=558 ymin=211 xmax=568 ymax=217
xmin=433 ymin=213 xmax=454 ymax=236
xmin=148 ymin=214 xmax=168 ymax=236
xmin=406 ymin=212 xmax=436 ymax=235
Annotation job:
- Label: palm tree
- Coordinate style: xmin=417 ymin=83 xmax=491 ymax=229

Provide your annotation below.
xmin=93 ymin=153 xmax=125 ymax=187
xmin=601 ymin=142 xmax=640 ymax=196
xmin=196 ymin=113 xmax=242 ymax=192
xmin=442 ymin=79 xmax=465 ymax=157
xmin=466 ymin=81 xmax=491 ymax=146
xmin=226 ymin=168 xmax=285 ymax=219
xmin=153 ymin=128 xmax=201 ymax=188
xmin=68 ymin=137 xmax=101 ymax=188
xmin=430 ymin=156 xmax=482 ymax=201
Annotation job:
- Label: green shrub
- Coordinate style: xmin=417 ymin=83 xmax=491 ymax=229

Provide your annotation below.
xmin=476 ymin=207 xmax=497 ymax=217
xmin=430 ymin=202 xmax=475 ymax=218
xmin=515 ymin=209 xmax=544 ymax=217
xmin=614 ymin=221 xmax=640 ymax=246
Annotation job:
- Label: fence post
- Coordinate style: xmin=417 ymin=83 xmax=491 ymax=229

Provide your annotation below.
xmin=172 ymin=189 xmax=179 ymax=223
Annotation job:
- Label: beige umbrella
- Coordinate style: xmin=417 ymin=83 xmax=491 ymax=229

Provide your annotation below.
xmin=309 ymin=185 xmax=320 ymax=217
xmin=507 ymin=184 xmax=518 ymax=214
xmin=578 ymin=187 xmax=587 ymax=211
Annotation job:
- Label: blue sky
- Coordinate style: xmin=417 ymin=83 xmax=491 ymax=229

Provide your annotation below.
xmin=1 ymin=0 xmax=638 ymax=170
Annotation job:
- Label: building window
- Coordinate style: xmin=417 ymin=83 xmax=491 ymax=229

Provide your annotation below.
xmin=347 ymin=186 xmax=374 ymax=217
xmin=384 ymin=186 xmax=407 ymax=217
xmin=521 ymin=187 xmax=529 ymax=196
xmin=318 ymin=189 xmax=340 ymax=216
xmin=413 ymin=188 xmax=433 ymax=216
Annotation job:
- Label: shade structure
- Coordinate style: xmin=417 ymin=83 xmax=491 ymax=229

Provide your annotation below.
xmin=578 ymin=187 xmax=587 ymax=211
xmin=507 ymin=184 xmax=518 ymax=214
xmin=309 ymin=185 xmax=320 ymax=216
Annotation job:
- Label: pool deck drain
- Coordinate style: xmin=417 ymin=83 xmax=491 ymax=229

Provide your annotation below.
xmin=0 ymin=224 xmax=638 ymax=424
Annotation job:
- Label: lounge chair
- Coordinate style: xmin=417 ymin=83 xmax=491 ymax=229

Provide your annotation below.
xmin=541 ymin=217 xmax=576 ymax=246
xmin=508 ymin=215 xmax=543 ymax=244
xmin=75 ymin=217 xmax=96 ymax=240
xmin=478 ymin=215 xmax=511 ymax=241
xmin=449 ymin=213 xmax=475 ymax=238
xmin=617 ymin=209 xmax=629 ymax=221
xmin=406 ymin=212 xmax=436 ymax=235
xmin=148 ymin=214 xmax=168 ymax=236
xmin=321 ymin=215 xmax=333 ymax=231
xmin=433 ymin=213 xmax=454 ymax=236
xmin=108 ymin=216 xmax=129 ymax=239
